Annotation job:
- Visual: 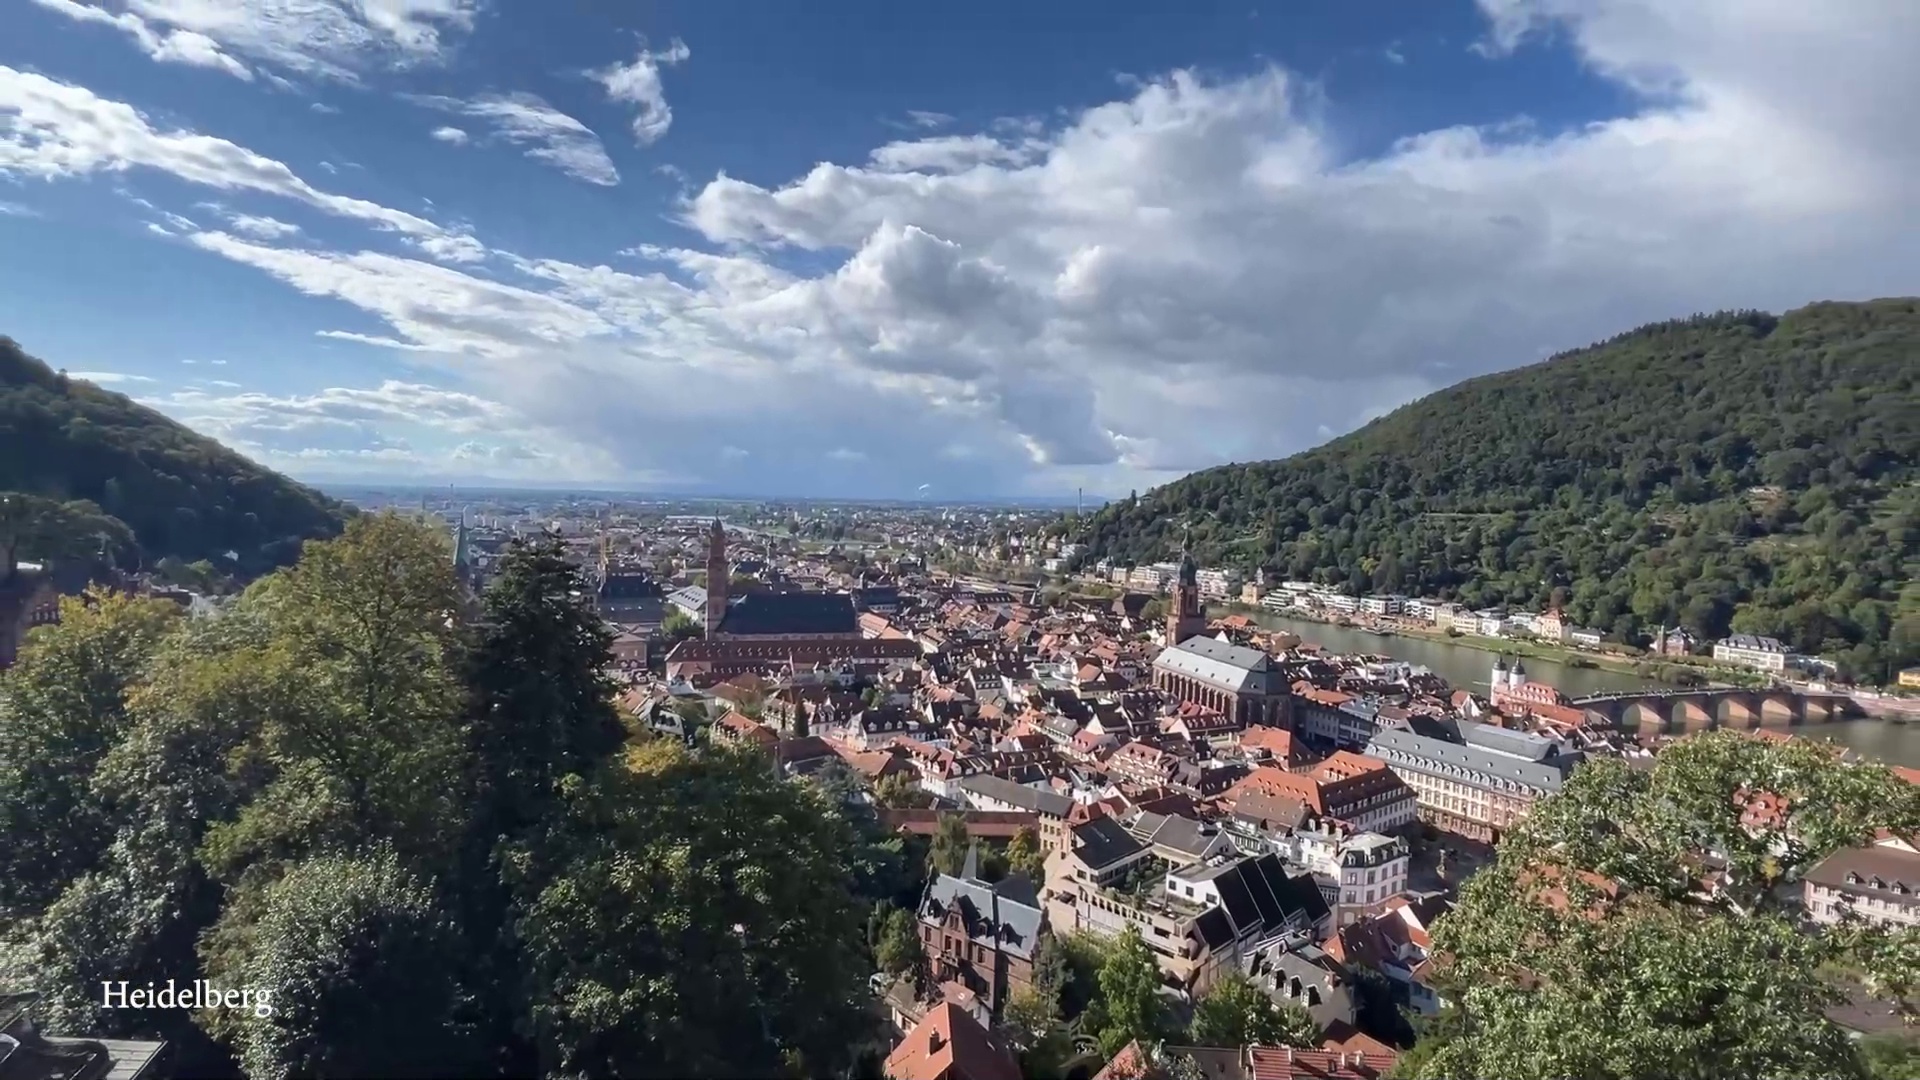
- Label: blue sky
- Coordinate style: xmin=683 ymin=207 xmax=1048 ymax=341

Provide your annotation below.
xmin=2 ymin=1 xmax=1915 ymax=499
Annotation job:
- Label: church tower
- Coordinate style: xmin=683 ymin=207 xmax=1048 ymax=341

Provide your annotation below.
xmin=705 ymin=518 xmax=729 ymax=638
xmin=1166 ymin=528 xmax=1208 ymax=645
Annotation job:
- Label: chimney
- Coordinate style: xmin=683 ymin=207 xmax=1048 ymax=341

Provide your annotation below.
xmin=928 ymin=1029 xmax=945 ymax=1054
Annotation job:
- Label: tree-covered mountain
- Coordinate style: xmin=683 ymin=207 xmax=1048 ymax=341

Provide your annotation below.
xmin=1 ymin=337 xmax=347 ymax=575
xmin=1070 ymin=299 xmax=1920 ymax=682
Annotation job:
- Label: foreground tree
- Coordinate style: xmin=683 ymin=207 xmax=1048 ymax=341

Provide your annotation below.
xmin=0 ymin=592 xmax=179 ymax=916
xmin=875 ymin=907 xmax=925 ymax=979
xmin=1006 ymin=825 xmax=1048 ymax=883
xmin=1415 ymin=731 xmax=1920 ymax=1079
xmin=199 ymin=849 xmax=479 ymax=1080
xmin=517 ymin=743 xmax=875 ymax=1077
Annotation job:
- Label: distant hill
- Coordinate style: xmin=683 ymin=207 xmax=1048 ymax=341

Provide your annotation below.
xmin=0 ymin=338 xmax=348 ymax=576
xmin=1070 ymin=299 xmax=1920 ymax=682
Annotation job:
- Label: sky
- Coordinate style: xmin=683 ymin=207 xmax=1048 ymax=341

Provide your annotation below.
xmin=2 ymin=1 xmax=1916 ymax=501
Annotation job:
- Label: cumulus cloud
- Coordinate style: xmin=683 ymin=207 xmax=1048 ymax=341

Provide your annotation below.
xmin=589 ymin=37 xmax=690 ymax=145
xmin=53 ymin=0 xmax=1920 ymax=495
xmin=0 ymin=67 xmax=484 ymax=261
xmin=429 ymin=125 xmax=468 ymax=145
xmin=407 ymin=93 xmax=619 ymax=185
xmin=32 ymin=0 xmax=478 ymax=82
xmin=26 ymin=0 xmax=253 ymax=80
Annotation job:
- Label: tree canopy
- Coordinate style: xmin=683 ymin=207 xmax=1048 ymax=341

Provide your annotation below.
xmin=1415 ymin=730 xmax=1920 ymax=1080
xmin=0 ymin=516 xmax=879 ymax=1079
xmin=1071 ymin=300 xmax=1920 ymax=682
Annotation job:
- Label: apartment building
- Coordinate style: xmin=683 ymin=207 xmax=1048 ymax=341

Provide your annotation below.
xmin=1803 ymin=834 xmax=1920 ymax=930
xmin=1363 ymin=721 xmax=1582 ymax=842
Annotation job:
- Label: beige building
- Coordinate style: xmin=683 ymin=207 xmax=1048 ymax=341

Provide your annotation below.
xmin=1803 ymin=834 xmax=1920 ymax=930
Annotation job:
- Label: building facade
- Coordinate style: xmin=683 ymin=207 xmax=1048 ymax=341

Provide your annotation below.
xmin=1363 ymin=722 xmax=1581 ymax=842
xmin=1153 ymin=637 xmax=1290 ymax=728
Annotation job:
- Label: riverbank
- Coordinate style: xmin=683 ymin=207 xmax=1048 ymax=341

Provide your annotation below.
xmin=1210 ymin=603 xmax=1773 ymax=688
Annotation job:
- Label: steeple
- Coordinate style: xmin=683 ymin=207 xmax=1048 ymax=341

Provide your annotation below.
xmin=1166 ymin=522 xmax=1207 ymax=645
xmin=962 ymin=840 xmax=980 ymax=882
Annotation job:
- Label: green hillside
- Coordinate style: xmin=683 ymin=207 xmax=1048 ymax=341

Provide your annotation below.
xmin=1070 ymin=299 xmax=1920 ymax=682
xmin=1 ymin=337 xmax=348 ymax=576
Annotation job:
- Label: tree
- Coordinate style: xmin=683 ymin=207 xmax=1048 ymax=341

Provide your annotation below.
xmin=1006 ymin=825 xmax=1048 ymax=884
xmin=0 ymin=591 xmax=179 ymax=917
xmin=1415 ymin=731 xmax=1920 ymax=1080
xmin=199 ymin=848 xmax=478 ymax=1080
xmin=1097 ymin=925 xmax=1168 ymax=1057
xmin=464 ymin=538 xmax=624 ymax=839
xmin=874 ymin=770 xmax=932 ymax=810
xmin=517 ymin=743 xmax=875 ymax=1078
xmin=875 ymin=907 xmax=925 ymax=979
xmin=1140 ymin=598 xmax=1168 ymax=623
xmin=660 ymin=607 xmax=701 ymax=644
xmin=930 ymin=813 xmax=974 ymax=878
xmin=1188 ymin=973 xmax=1319 ymax=1048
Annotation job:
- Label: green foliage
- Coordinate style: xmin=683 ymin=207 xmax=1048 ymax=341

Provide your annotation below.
xmin=0 ymin=591 xmax=180 ymax=917
xmin=1097 ymin=925 xmax=1169 ymax=1057
xmin=1 ymin=340 xmax=348 ymax=573
xmin=875 ymin=907 xmax=924 ymax=978
xmin=1 ymin=520 xmax=886 ymax=1079
xmin=874 ymin=769 xmax=932 ymax=809
xmin=464 ymin=538 xmax=624 ymax=838
xmin=1420 ymin=730 xmax=1920 ymax=1080
xmin=1188 ymin=973 xmax=1319 ymax=1048
xmin=517 ymin=743 xmax=874 ymax=1078
xmin=1074 ymin=301 xmax=1920 ymax=682
xmin=199 ymin=848 xmax=479 ymax=1080
xmin=1006 ymin=825 xmax=1048 ymax=884
xmin=660 ymin=607 xmax=701 ymax=644
xmin=1860 ymin=1032 xmax=1920 ymax=1080
xmin=930 ymin=812 xmax=974 ymax=877
xmin=0 ymin=492 xmax=136 ymax=569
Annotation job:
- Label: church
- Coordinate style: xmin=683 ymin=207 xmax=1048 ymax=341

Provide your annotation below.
xmin=665 ymin=520 xmax=919 ymax=679
xmin=1149 ymin=539 xmax=1291 ymax=728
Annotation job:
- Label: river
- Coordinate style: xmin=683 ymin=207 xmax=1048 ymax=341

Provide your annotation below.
xmin=1238 ymin=611 xmax=1920 ymax=767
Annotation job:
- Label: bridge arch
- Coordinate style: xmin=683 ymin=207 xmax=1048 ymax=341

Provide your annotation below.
xmin=1716 ymin=695 xmax=1758 ymax=729
xmin=1759 ymin=695 xmax=1798 ymax=728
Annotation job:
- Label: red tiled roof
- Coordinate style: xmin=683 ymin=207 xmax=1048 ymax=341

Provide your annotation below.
xmin=884 ymin=1002 xmax=1021 ymax=1080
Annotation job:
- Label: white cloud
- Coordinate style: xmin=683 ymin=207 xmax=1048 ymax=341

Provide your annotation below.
xmin=906 ymin=110 xmax=955 ymax=129
xmin=588 ymin=37 xmax=690 ymax=145
xmin=226 ymin=212 xmax=300 ymax=239
xmin=0 ymin=200 xmax=40 ymax=217
xmin=429 ymin=125 xmax=468 ymax=145
xmin=27 ymin=0 xmax=253 ymax=80
xmin=65 ymin=0 xmax=478 ymax=82
xmin=69 ymin=371 xmax=157 ymax=384
xmin=0 ymin=67 xmax=485 ymax=261
xmin=58 ymin=0 xmax=1920 ymax=495
xmin=145 ymin=379 xmax=620 ymax=480
xmin=407 ymin=93 xmax=619 ymax=185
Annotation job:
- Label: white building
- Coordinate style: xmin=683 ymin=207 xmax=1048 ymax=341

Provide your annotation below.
xmin=1714 ymin=634 xmax=1791 ymax=673
xmin=1195 ymin=567 xmax=1242 ymax=601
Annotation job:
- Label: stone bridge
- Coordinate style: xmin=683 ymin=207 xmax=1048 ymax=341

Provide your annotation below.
xmin=1571 ymin=686 xmax=1863 ymax=735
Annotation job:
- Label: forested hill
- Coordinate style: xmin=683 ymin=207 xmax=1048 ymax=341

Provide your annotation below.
xmin=1070 ymin=299 xmax=1920 ymax=682
xmin=1 ymin=337 xmax=348 ymax=575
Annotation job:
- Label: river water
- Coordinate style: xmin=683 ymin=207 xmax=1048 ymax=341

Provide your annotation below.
xmin=1239 ymin=611 xmax=1920 ymax=767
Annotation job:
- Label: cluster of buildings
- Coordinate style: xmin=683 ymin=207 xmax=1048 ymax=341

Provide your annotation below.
xmin=603 ymin=532 xmax=1692 ymax=1078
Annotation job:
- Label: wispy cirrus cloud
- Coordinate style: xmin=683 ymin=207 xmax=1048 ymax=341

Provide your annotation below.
xmin=28 ymin=0 xmax=479 ymax=83
xmin=26 ymin=0 xmax=252 ymax=79
xmin=406 ymin=92 xmax=620 ymax=185
xmin=0 ymin=66 xmax=484 ymax=261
